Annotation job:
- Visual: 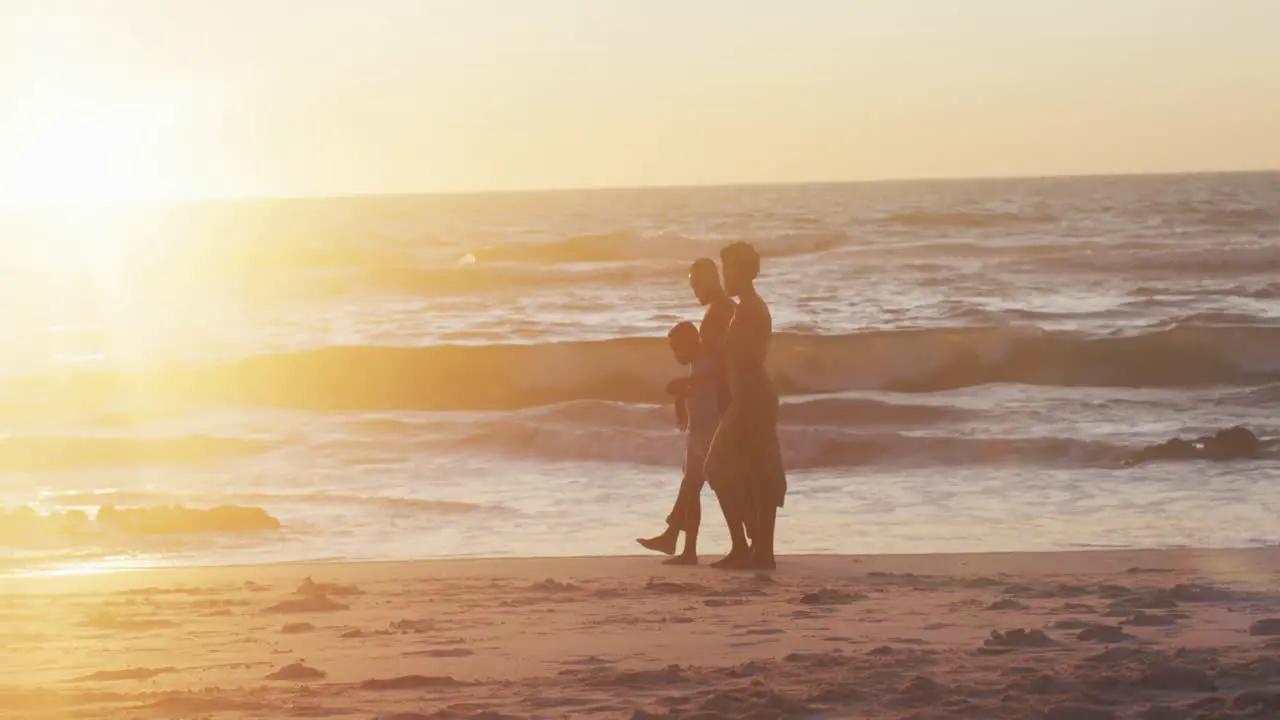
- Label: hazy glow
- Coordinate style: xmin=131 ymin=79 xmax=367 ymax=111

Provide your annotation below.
xmin=1 ymin=0 xmax=1278 ymax=204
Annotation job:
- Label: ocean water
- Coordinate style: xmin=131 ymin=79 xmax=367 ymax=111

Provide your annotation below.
xmin=1 ymin=172 xmax=1279 ymax=572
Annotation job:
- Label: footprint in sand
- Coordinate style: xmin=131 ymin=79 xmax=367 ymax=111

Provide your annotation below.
xmin=1076 ymin=625 xmax=1133 ymax=643
xmin=359 ymin=675 xmax=468 ymax=690
xmin=403 ymin=648 xmax=475 ymax=658
xmin=1123 ymin=611 xmax=1180 ymax=627
xmin=72 ymin=667 xmax=174 ymax=682
xmin=984 ymin=628 xmax=1056 ymax=649
xmin=986 ymin=598 xmax=1029 ymax=611
xmin=264 ymin=595 xmax=348 ymax=613
xmin=295 ymin=577 xmax=362 ymax=597
xmin=562 ymin=656 xmax=614 ymax=667
xmin=266 ymin=663 xmax=327 ymax=681
xmin=798 ymin=588 xmax=867 ymax=606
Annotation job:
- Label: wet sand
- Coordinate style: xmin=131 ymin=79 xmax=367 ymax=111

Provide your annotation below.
xmin=2 ymin=549 xmax=1279 ymax=719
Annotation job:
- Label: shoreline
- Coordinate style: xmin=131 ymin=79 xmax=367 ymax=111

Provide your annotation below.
xmin=5 ymin=545 xmax=1276 ymax=591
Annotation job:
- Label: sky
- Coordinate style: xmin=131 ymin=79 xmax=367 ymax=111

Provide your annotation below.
xmin=1 ymin=0 xmax=1278 ymax=203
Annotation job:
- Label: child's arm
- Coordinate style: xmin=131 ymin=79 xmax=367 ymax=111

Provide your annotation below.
xmin=674 ymin=395 xmax=689 ymax=432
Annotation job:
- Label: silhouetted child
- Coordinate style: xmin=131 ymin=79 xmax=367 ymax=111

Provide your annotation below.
xmin=637 ymin=321 xmax=720 ymax=564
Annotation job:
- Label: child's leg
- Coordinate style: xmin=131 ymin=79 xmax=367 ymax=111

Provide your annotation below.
xmin=638 ymin=455 xmax=692 ymax=556
xmin=674 ymin=458 xmax=703 ymax=558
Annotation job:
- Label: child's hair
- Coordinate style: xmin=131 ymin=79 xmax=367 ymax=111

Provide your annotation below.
xmin=667 ymin=321 xmax=699 ymax=344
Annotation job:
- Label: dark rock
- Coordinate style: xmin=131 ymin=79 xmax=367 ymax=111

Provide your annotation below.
xmin=1124 ymin=426 xmax=1260 ymax=466
xmin=987 ymin=598 xmax=1028 ymax=611
xmin=1201 ymin=425 xmax=1260 ymax=460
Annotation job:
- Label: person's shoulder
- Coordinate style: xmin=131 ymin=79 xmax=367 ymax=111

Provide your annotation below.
xmin=708 ymin=297 xmax=736 ymax=318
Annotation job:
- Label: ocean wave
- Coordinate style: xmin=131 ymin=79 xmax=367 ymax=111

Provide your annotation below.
xmin=0 ymin=435 xmax=276 ymax=472
xmin=1024 ymin=245 xmax=1280 ymax=276
xmin=875 ymin=209 xmax=1058 ymax=229
xmin=1149 ymin=311 xmax=1280 ymax=327
xmin=333 ymin=261 xmax=676 ymax=297
xmin=507 ymin=396 xmax=966 ymax=429
xmin=7 ymin=325 xmax=1280 ymax=415
xmin=1129 ymin=282 xmax=1280 ymax=301
xmin=442 ymin=421 xmax=1128 ymax=469
xmin=472 ymin=230 xmax=848 ymax=265
xmin=1178 ymin=206 xmax=1275 ymax=228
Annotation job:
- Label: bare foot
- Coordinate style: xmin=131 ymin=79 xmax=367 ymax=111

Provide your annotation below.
xmin=710 ymin=549 xmax=752 ymax=570
xmin=662 ymin=554 xmax=699 ymax=566
xmin=636 ymin=533 xmax=677 ymax=556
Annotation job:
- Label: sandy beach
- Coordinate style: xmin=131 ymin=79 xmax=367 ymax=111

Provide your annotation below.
xmin=2 ymin=549 xmax=1278 ymax=719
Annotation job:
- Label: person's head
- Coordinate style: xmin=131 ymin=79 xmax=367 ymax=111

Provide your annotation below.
xmin=719 ymin=241 xmax=761 ymax=297
xmin=667 ymin=321 xmax=700 ymax=365
xmin=688 ymin=258 xmax=724 ymax=306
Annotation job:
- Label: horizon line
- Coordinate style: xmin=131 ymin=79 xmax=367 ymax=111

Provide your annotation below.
xmin=2 ymin=167 xmax=1276 ymax=211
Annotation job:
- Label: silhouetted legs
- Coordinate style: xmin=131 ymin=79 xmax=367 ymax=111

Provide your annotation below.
xmin=749 ymin=503 xmax=776 ymax=570
xmin=637 ymin=462 xmax=703 ymax=563
xmin=709 ymin=486 xmax=752 ymax=569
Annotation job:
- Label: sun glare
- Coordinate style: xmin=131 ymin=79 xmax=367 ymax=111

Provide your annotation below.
xmin=0 ymin=104 xmax=168 ymax=210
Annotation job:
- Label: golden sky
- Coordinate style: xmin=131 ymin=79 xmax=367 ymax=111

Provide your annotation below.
xmin=1 ymin=0 xmax=1277 ymax=204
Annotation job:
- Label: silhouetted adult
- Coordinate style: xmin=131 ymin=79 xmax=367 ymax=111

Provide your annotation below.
xmin=704 ymin=242 xmax=786 ymax=570
xmin=637 ymin=259 xmax=734 ymax=564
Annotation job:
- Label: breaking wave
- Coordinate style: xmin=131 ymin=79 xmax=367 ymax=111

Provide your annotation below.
xmin=472 ymin=230 xmax=849 ymax=264
xmin=875 ymin=209 xmax=1058 ymax=229
xmin=7 ymin=325 xmax=1280 ymax=415
xmin=442 ymin=422 xmax=1130 ymax=470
